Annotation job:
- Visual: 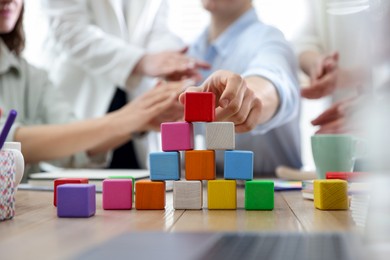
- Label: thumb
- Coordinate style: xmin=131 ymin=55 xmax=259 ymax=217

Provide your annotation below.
xmin=179 ymin=46 xmax=189 ymax=54
xmin=178 ymin=86 xmax=202 ymax=105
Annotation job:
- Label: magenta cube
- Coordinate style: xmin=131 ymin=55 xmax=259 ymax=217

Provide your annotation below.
xmin=161 ymin=122 xmax=194 ymax=151
xmin=102 ymin=179 xmax=133 ymax=210
xmin=57 ymin=184 xmax=96 ymax=218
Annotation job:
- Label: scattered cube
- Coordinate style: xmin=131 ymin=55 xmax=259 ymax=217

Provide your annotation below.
xmin=314 ymin=180 xmax=349 ymax=210
xmin=57 ymin=184 xmax=96 ymax=218
xmin=173 ymin=181 xmax=203 ymax=210
xmin=108 ymin=175 xmax=135 ymax=201
xmin=103 ymin=179 xmax=132 ymax=210
xmin=135 ymin=180 xmax=165 ymax=210
xmin=53 ymin=178 xmax=89 ymax=206
xmin=245 ymin=180 xmax=274 ymax=210
xmin=208 ymin=180 xmax=236 ymax=209
xmin=224 ymin=151 xmax=253 ymax=180
xmin=206 ymin=122 xmax=235 ymax=150
xmin=161 ymin=122 xmax=194 ymax=151
xmin=184 ymin=92 xmax=215 ymax=122
xmin=150 ymin=152 xmax=180 ymax=181
xmin=185 ymin=150 xmax=215 ymax=180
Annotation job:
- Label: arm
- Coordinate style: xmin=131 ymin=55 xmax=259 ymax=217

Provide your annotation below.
xmin=43 ymin=0 xmax=209 ymax=86
xmin=179 ymin=30 xmax=299 ymax=133
xmin=15 ymin=85 xmax=177 ymax=164
xmin=179 ymin=70 xmax=279 ymax=133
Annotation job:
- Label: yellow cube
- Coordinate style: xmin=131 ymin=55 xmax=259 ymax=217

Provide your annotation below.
xmin=314 ymin=180 xmax=349 ymax=210
xmin=208 ymin=180 xmax=236 ymax=209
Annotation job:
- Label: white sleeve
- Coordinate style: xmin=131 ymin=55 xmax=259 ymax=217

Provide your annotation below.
xmin=145 ymin=0 xmax=184 ymax=52
xmin=290 ymin=0 xmax=325 ymax=55
xmin=243 ymin=28 xmax=300 ymax=135
xmin=42 ymin=0 xmax=145 ymax=87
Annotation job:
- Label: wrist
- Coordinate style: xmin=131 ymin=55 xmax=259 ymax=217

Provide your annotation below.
xmin=133 ymin=55 xmax=147 ymax=76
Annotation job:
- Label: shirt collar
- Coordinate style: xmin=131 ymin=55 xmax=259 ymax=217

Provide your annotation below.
xmin=0 ymin=39 xmax=21 ymax=74
xmin=193 ymin=8 xmax=259 ymax=58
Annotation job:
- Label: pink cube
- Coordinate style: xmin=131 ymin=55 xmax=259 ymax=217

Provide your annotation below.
xmin=102 ymin=179 xmax=132 ymax=210
xmin=161 ymin=122 xmax=194 ymax=151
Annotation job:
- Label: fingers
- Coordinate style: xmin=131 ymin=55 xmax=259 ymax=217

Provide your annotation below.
xmin=315 ymin=118 xmax=347 ymax=134
xmin=178 ymin=86 xmax=202 ymax=105
xmin=215 ymin=84 xmax=248 ymax=122
xmin=201 ymin=71 xmax=243 ymax=108
xmin=311 ymin=104 xmax=343 ymax=126
xmin=145 ymin=93 xmax=177 ymax=116
xmin=301 ymin=71 xmax=337 ymax=99
xmin=179 ymin=46 xmax=189 ymax=54
xmin=235 ymin=98 xmax=262 ymax=133
xmin=140 ymin=87 xmax=176 ymax=108
xmin=301 ymin=81 xmax=331 ymax=99
xmin=194 ymin=60 xmax=211 ymax=70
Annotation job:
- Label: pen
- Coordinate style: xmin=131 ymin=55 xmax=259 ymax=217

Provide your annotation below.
xmin=0 ymin=109 xmax=18 ymax=150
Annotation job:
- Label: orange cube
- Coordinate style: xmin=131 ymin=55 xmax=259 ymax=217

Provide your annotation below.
xmin=185 ymin=150 xmax=216 ymax=180
xmin=135 ymin=180 xmax=165 ymax=210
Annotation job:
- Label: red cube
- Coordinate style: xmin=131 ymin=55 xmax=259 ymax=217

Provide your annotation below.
xmin=184 ymin=92 xmax=215 ymax=122
xmin=53 ymin=178 xmax=89 ymax=206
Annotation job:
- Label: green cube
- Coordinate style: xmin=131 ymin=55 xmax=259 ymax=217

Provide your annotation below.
xmin=245 ymin=180 xmax=274 ymax=210
xmin=108 ymin=176 xmax=135 ymax=201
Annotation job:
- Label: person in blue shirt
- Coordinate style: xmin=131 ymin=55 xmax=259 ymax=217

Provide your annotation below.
xmin=180 ymin=0 xmax=302 ymax=175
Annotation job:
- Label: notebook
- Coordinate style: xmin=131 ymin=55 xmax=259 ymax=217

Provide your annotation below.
xmin=20 ymin=169 xmax=150 ymax=192
xmin=74 ymin=232 xmax=365 ymax=260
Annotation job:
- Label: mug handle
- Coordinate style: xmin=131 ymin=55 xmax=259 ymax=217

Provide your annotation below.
xmin=353 ymin=137 xmax=367 ymax=159
xmin=13 ymin=150 xmax=25 ymax=188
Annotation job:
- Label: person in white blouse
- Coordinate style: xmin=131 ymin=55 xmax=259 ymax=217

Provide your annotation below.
xmin=42 ymin=0 xmax=209 ymax=169
xmin=294 ymin=0 xmax=370 ymax=133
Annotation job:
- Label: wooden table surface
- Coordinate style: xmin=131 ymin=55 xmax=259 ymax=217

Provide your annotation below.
xmin=0 ymin=189 xmax=357 ymax=259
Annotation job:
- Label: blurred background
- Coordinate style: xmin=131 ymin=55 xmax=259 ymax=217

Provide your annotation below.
xmin=21 ymin=0 xmax=389 ymax=170
xmin=19 ymin=0 xmax=390 ymax=257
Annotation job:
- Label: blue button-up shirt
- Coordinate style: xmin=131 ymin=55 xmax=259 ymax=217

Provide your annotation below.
xmin=189 ymin=8 xmax=302 ymax=175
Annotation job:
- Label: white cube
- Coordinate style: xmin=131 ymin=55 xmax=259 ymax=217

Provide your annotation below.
xmin=206 ymin=122 xmax=235 ymax=150
xmin=173 ymin=181 xmax=203 ymax=210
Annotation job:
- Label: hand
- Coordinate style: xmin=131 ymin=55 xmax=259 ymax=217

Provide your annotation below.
xmin=113 ymin=85 xmax=179 ymax=135
xmin=146 ymin=80 xmax=190 ymax=131
xmin=301 ymin=52 xmax=339 ymax=99
xmin=179 ymin=70 xmax=262 ymax=133
xmin=311 ymin=96 xmax=359 ymax=134
xmin=133 ymin=47 xmax=210 ymax=81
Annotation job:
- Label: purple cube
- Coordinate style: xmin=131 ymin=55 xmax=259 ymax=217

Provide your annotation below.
xmin=57 ymin=184 xmax=96 ymax=218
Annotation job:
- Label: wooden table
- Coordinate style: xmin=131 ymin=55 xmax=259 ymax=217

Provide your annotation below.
xmin=0 ymin=189 xmax=357 ymax=259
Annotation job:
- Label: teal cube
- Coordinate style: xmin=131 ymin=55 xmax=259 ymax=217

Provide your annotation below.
xmin=150 ymin=152 xmax=181 ymax=181
xmin=245 ymin=180 xmax=274 ymax=210
xmin=224 ymin=151 xmax=253 ymax=180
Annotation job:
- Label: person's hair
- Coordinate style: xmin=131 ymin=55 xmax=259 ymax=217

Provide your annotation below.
xmin=0 ymin=5 xmax=25 ymax=56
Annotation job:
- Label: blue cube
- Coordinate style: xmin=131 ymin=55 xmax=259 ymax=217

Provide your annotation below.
xmin=57 ymin=184 xmax=96 ymax=218
xmin=150 ymin=152 xmax=181 ymax=180
xmin=224 ymin=151 xmax=253 ymax=180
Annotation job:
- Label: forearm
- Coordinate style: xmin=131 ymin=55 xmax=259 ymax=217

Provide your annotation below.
xmin=14 ymin=116 xmax=126 ymax=164
xmin=245 ymin=76 xmax=280 ymax=125
xmin=87 ymin=135 xmax=130 ymax=156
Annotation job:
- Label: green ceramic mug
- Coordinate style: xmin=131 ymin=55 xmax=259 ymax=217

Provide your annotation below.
xmin=311 ymin=134 xmax=363 ymax=179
